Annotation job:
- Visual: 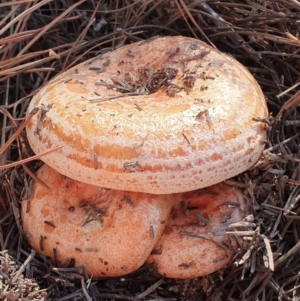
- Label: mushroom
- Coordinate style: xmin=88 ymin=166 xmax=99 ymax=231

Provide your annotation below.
xmin=23 ymin=36 xmax=268 ymax=278
xmin=25 ymin=36 xmax=268 ymax=194
xmin=146 ymin=183 xmax=250 ymax=279
xmin=21 ymin=164 xmax=172 ymax=278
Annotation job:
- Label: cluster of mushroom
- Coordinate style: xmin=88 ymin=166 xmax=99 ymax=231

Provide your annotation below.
xmin=23 ymin=36 xmax=268 ymax=279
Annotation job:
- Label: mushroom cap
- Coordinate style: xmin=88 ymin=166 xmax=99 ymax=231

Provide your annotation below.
xmin=21 ymin=164 xmax=172 ymax=278
xmin=26 ymin=36 xmax=268 ymax=194
xmin=146 ymin=182 xmax=250 ymax=279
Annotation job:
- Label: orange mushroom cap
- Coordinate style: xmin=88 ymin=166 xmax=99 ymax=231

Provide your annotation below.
xmin=26 ymin=36 xmax=268 ymax=194
xmin=146 ymin=182 xmax=250 ymax=279
xmin=21 ymin=164 xmax=172 ymax=278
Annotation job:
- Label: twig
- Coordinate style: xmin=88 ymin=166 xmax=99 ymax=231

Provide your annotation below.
xmin=0 ymin=107 xmax=38 ymax=156
xmin=135 ymin=279 xmax=164 ymax=300
xmin=12 ymin=249 xmax=36 ymax=283
xmin=0 ymin=145 xmax=63 ymax=170
xmin=81 ymin=279 xmax=92 ymax=301
xmin=274 ymin=241 xmax=300 ymax=268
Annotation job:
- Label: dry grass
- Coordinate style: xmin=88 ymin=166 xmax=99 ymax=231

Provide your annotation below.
xmin=0 ymin=0 xmax=300 ymax=300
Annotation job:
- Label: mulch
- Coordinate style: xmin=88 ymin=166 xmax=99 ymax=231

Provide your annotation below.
xmin=1 ymin=1 xmax=300 ymax=300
